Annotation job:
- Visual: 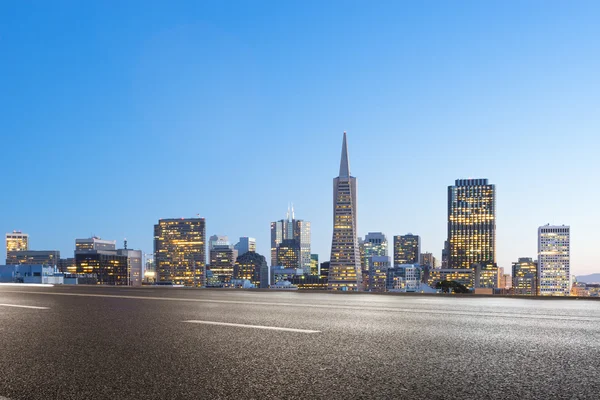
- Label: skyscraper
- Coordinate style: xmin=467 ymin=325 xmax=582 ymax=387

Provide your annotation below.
xmin=154 ymin=218 xmax=206 ymax=286
xmin=6 ymin=231 xmax=29 ymax=254
xmin=209 ymin=244 xmax=237 ymax=284
xmin=234 ymin=237 xmax=256 ymax=257
xmin=393 ymin=234 xmax=421 ymax=266
xmin=276 ymin=239 xmax=301 ymax=270
xmin=538 ymin=225 xmax=570 ymax=296
xmin=361 ymin=232 xmax=388 ymax=272
xmin=447 ymin=179 xmax=496 ymax=269
xmin=328 ymin=132 xmax=361 ymax=291
xmin=270 ymin=205 xmax=311 ymax=273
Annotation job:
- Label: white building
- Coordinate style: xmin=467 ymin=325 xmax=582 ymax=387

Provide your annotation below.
xmin=538 ymin=225 xmax=570 ymax=296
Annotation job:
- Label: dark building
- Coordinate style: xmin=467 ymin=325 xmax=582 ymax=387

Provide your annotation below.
xmin=393 ymin=234 xmax=421 ymax=265
xmin=234 ymin=252 xmax=267 ymax=288
xmin=276 ymin=239 xmax=300 ymax=269
xmin=320 ymin=261 xmax=330 ymax=278
xmin=6 ymin=250 xmax=60 ymax=267
xmin=448 ymin=179 xmax=496 ymax=269
xmin=75 ymin=251 xmax=129 ymax=285
xmin=209 ymin=245 xmax=237 ymax=284
xmin=288 ymin=274 xmax=328 ymax=290
xmin=58 ymin=258 xmax=76 ymax=273
xmin=154 ymin=218 xmax=206 ymax=286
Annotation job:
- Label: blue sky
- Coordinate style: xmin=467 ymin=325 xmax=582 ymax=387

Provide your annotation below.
xmin=1 ymin=1 xmax=598 ymax=275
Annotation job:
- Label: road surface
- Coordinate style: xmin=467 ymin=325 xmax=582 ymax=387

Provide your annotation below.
xmin=1 ymin=285 xmax=599 ymax=399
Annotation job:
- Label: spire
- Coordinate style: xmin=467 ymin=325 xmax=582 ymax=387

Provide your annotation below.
xmin=339 ymin=131 xmax=350 ymax=178
xmin=291 ymin=203 xmax=295 ymax=220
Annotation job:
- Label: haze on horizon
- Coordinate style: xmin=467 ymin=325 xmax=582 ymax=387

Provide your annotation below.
xmin=1 ymin=1 xmax=598 ymax=275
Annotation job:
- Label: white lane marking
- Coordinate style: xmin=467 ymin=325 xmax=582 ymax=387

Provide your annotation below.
xmin=0 ymin=303 xmax=49 ymax=310
xmin=2 ymin=291 xmax=600 ymax=322
xmin=184 ymin=320 xmax=320 ymax=333
xmin=0 ymin=283 xmax=54 ymax=287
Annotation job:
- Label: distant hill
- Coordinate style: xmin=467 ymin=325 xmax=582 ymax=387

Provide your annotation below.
xmin=577 ymin=274 xmax=600 ymax=283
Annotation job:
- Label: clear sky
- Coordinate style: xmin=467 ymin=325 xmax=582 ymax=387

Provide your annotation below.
xmin=1 ymin=1 xmax=599 ymax=275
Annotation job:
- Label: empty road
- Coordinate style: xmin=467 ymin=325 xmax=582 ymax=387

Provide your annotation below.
xmin=1 ymin=285 xmax=599 ymax=399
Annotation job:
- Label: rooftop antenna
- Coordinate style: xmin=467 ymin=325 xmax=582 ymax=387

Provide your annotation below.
xmin=124 ymin=238 xmax=128 ymax=249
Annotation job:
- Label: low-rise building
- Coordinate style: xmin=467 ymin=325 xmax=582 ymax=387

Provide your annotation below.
xmin=0 ymin=264 xmax=64 ymax=284
xmin=428 ymin=268 xmax=474 ymax=290
xmin=387 ymin=264 xmax=422 ymax=292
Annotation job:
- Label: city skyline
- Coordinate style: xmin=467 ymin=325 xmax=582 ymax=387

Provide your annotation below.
xmin=1 ymin=2 xmax=598 ymax=276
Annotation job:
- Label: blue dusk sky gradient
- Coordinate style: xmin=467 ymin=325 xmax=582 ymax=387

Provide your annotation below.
xmin=1 ymin=1 xmax=599 ymax=275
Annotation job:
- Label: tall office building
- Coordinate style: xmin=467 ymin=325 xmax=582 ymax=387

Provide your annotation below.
xmin=394 ymin=234 xmax=421 ymax=266
xmin=270 ymin=205 xmax=311 ymax=273
xmin=328 ymin=132 xmax=361 ymax=291
xmin=276 ymin=239 xmax=300 ymax=269
xmin=447 ymin=179 xmax=496 ymax=269
xmin=6 ymin=250 xmax=60 ymax=267
xmin=154 ymin=218 xmax=206 ymax=286
xmin=538 ymin=225 xmax=570 ymax=296
xmin=512 ymin=257 xmax=537 ymax=295
xmin=361 ymin=232 xmax=388 ymax=272
xmin=234 ymin=237 xmax=256 ymax=258
xmin=6 ymin=231 xmax=29 ymax=254
xmin=209 ymin=244 xmax=237 ymax=284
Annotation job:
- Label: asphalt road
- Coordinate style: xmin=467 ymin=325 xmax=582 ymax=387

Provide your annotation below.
xmin=1 ymin=285 xmax=599 ymax=399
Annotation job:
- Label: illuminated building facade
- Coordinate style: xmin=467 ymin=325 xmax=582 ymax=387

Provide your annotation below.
xmin=428 ymin=268 xmax=474 ymax=290
xmin=420 ymin=252 xmax=437 ymax=269
xmin=368 ymin=256 xmax=391 ymax=292
xmin=234 ymin=251 xmax=267 ymax=287
xmin=538 ymin=225 xmax=570 ymax=296
xmin=512 ymin=257 xmax=538 ymax=295
xmin=58 ymin=257 xmax=76 ymax=274
xmin=474 ymin=262 xmax=500 ymax=289
xmin=209 ymin=245 xmax=237 ymax=285
xmin=361 ymin=232 xmax=388 ymax=272
xmin=276 ymin=239 xmax=300 ymax=270
xmin=270 ymin=206 xmax=311 ymax=273
xmin=448 ymin=179 xmax=496 ymax=269
xmin=76 ymin=237 xmax=116 ymax=252
xmin=393 ymin=234 xmax=421 ymax=266
xmin=328 ymin=132 xmax=362 ymax=291
xmin=75 ymin=251 xmax=129 ymax=285
xmin=154 ymin=218 xmax=206 ymax=286
xmin=6 ymin=231 xmax=29 ymax=254
xmin=6 ymin=250 xmax=60 ymax=267
xmin=74 ymin=238 xmax=142 ymax=286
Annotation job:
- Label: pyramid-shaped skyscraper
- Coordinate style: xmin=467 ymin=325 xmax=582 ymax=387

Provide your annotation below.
xmin=328 ymin=132 xmax=362 ymax=291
